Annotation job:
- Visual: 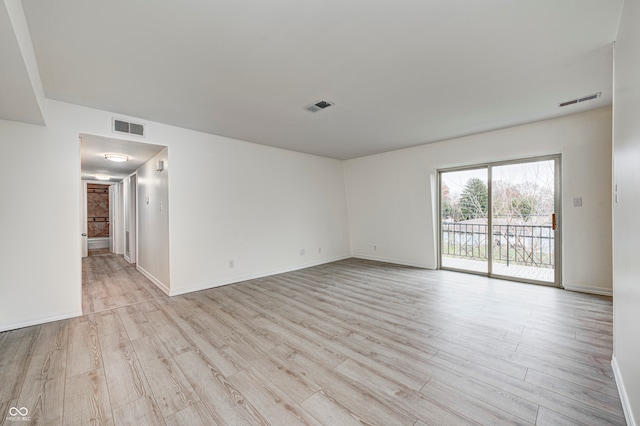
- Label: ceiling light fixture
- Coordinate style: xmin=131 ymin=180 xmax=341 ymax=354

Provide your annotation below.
xmin=95 ymin=174 xmax=111 ymax=181
xmin=105 ymin=153 xmax=129 ymax=162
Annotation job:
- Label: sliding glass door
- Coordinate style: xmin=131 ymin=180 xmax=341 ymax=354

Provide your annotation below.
xmin=439 ymin=156 xmax=560 ymax=286
xmin=440 ymin=167 xmax=489 ymax=274
xmin=490 ymin=159 xmax=558 ymax=283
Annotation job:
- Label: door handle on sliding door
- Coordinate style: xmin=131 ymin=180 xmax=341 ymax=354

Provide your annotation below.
xmin=552 ymin=214 xmax=556 ymax=231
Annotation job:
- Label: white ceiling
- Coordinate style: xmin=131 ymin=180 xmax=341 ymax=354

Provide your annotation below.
xmin=4 ymin=1 xmax=625 ymax=159
xmin=80 ymin=134 xmax=166 ymax=182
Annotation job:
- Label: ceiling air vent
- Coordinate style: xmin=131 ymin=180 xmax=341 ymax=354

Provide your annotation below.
xmin=304 ymin=100 xmax=334 ymax=113
xmin=558 ymin=92 xmax=601 ymax=108
xmin=112 ymin=118 xmax=145 ymax=137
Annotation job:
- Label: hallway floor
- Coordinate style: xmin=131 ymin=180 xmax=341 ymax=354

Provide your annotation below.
xmin=82 ymin=253 xmax=166 ymax=314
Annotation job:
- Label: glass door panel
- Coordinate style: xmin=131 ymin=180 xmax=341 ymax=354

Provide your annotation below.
xmin=491 ymin=159 xmax=556 ymax=283
xmin=440 ymin=168 xmax=489 ymax=274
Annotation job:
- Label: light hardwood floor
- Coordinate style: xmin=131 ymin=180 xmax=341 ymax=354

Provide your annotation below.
xmin=0 ymin=254 xmax=625 ymax=425
xmin=82 ymin=251 xmax=166 ymax=314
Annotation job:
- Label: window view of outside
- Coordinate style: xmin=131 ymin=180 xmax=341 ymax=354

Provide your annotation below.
xmin=441 ymin=160 xmax=556 ymax=282
xmin=441 ymin=168 xmax=489 ymax=273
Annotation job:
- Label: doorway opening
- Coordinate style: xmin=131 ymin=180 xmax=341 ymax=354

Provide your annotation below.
xmin=80 ymin=134 xmax=166 ymax=258
xmin=86 ymin=183 xmax=111 ymax=256
xmin=438 ymin=155 xmax=561 ymax=287
xmin=79 ymin=133 xmax=170 ymax=309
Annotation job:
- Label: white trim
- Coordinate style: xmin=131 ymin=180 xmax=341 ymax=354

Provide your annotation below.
xmin=137 ymin=265 xmax=170 ymax=296
xmin=170 ymin=255 xmax=351 ymax=296
xmin=88 ymin=237 xmax=110 ymax=250
xmin=0 ymin=309 xmax=82 ymax=333
xmin=563 ymin=285 xmax=613 ymax=296
xmin=351 ymin=254 xmax=433 ymax=269
xmin=612 ymin=355 xmax=637 ymax=426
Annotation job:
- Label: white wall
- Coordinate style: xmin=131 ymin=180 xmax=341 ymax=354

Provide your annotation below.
xmin=0 ymin=99 xmax=351 ymax=330
xmin=136 ymin=147 xmax=170 ymax=293
xmin=166 ymin=132 xmax=351 ymax=295
xmin=612 ymin=0 xmax=640 ymax=422
xmin=0 ymin=118 xmax=82 ymax=330
xmin=345 ymin=107 xmax=613 ymax=294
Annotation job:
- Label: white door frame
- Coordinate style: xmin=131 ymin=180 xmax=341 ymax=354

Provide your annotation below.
xmin=123 ymin=173 xmax=137 ymax=264
xmin=82 ymin=180 xmax=118 ymax=257
xmin=111 ymin=181 xmax=125 ymax=254
xmin=81 ymin=180 xmax=88 ymax=258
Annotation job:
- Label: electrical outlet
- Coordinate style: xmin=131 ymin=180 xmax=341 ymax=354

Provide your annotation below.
xmin=229 ymin=260 xmax=234 ymax=268
xmin=318 ymin=247 xmax=322 ymax=254
xmin=374 ymin=245 xmax=377 ymax=251
xmin=573 ymin=197 xmax=583 ymax=207
xmin=300 ymin=249 xmax=305 ymax=256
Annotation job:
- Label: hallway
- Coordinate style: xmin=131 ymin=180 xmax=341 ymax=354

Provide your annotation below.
xmin=82 ymin=253 xmax=166 ymax=314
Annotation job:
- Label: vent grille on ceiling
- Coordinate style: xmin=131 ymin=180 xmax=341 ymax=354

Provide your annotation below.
xmin=304 ymin=100 xmax=334 ymax=113
xmin=112 ymin=118 xmax=145 ymax=137
xmin=558 ymin=92 xmax=601 ymax=108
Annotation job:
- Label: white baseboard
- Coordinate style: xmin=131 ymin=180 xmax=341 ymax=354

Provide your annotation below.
xmin=137 ymin=265 xmax=170 ymax=296
xmin=88 ymin=237 xmax=110 ymax=250
xmin=351 ymin=253 xmax=434 ymax=269
xmin=563 ymin=285 xmax=613 ymax=297
xmin=0 ymin=309 xmax=83 ymax=333
xmin=612 ymin=355 xmax=637 ymax=426
xmin=170 ymin=255 xmax=351 ymax=296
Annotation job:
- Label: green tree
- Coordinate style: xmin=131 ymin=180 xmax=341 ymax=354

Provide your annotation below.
xmin=459 ymin=177 xmax=488 ymax=221
xmin=441 ymin=183 xmax=454 ymax=219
